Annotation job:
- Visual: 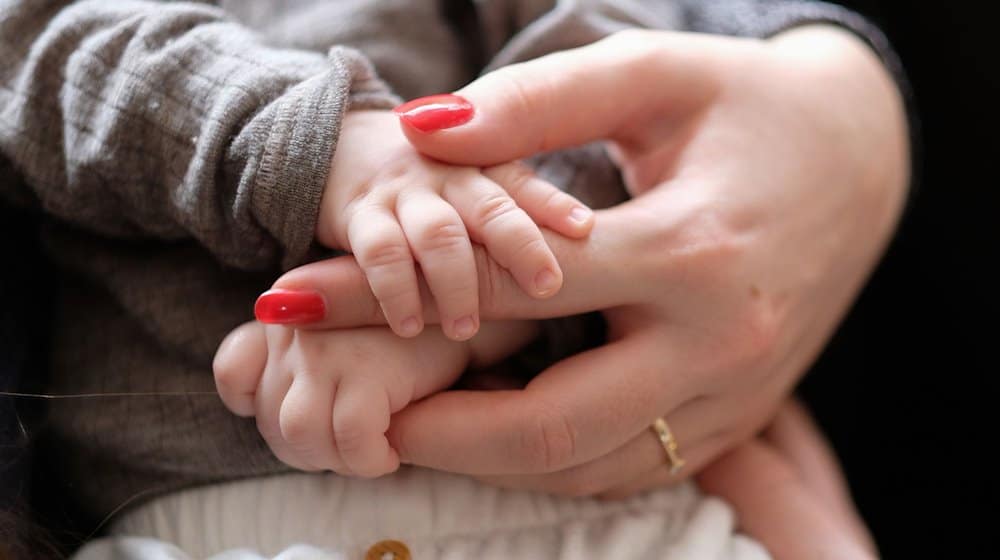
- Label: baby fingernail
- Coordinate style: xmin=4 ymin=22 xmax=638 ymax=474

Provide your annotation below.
xmin=534 ymin=268 xmax=560 ymax=296
xmin=255 ymin=289 xmax=326 ymax=324
xmin=569 ymin=206 xmax=592 ymax=225
xmin=452 ymin=316 xmax=478 ymax=340
xmin=400 ymin=316 xmax=422 ymax=337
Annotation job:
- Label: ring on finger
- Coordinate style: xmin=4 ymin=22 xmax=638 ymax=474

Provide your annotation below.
xmin=650 ymin=417 xmax=686 ymax=476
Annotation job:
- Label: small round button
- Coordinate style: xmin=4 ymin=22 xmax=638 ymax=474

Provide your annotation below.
xmin=365 ymin=539 xmax=412 ymax=560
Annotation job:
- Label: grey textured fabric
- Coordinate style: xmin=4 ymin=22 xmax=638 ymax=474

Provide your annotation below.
xmin=0 ymin=0 xmax=911 ymax=524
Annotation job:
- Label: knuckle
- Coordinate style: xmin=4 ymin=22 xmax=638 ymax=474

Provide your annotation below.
xmin=730 ymin=294 xmax=783 ymax=370
xmin=514 ymin=236 xmax=550 ymax=262
xmin=357 ymin=238 xmax=412 ymax=270
xmin=333 ymin=415 xmax=369 ymax=455
xmin=278 ymin=406 xmax=315 ymax=448
xmin=474 ymin=194 xmax=521 ymax=230
xmin=518 ymin=404 xmax=577 ymax=472
xmin=474 ymin=246 xmax=513 ymax=316
xmin=651 ymin=208 xmax=745 ymax=283
xmin=414 ymin=220 xmax=468 ymax=253
xmin=492 ymin=67 xmax=539 ymax=115
xmin=492 ymin=163 xmax=535 ymax=199
xmin=486 ymin=68 xmax=554 ymax=153
xmin=540 ymin=187 xmax=570 ymax=215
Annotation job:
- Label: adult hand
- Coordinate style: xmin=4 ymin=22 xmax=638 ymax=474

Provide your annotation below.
xmin=262 ymin=26 xmax=909 ymax=495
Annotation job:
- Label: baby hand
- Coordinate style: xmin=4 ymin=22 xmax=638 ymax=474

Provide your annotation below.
xmin=316 ymin=111 xmax=594 ymax=341
xmin=214 ymin=322 xmax=469 ymax=477
xmin=213 ymin=320 xmax=538 ymax=477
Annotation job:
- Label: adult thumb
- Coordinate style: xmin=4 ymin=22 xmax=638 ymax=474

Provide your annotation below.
xmin=394 ymin=30 xmax=722 ymax=167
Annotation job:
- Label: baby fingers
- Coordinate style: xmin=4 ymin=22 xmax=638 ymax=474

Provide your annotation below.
xmin=347 ymin=206 xmax=424 ymax=338
xmin=332 ymin=375 xmax=400 ymax=478
xmin=485 ymin=162 xmax=594 ymax=239
xmin=444 ymin=170 xmax=564 ymax=299
xmin=277 ymin=372 xmax=351 ymax=474
xmin=213 ymin=321 xmax=268 ymax=417
xmin=396 ymin=190 xmax=480 ymax=341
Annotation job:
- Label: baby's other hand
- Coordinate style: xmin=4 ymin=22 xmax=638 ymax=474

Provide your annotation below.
xmin=317 ymin=111 xmax=594 ymax=341
xmin=213 ymin=320 xmax=540 ymax=477
xmin=214 ymin=322 xmax=469 ymax=477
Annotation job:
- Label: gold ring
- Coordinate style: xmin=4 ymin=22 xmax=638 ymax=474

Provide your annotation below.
xmin=651 ymin=417 xmax=686 ymax=475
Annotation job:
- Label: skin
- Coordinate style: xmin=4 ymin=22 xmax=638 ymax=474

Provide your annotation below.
xmin=318 ymin=111 xmax=594 ymax=341
xmin=216 ymin=328 xmax=876 ymax=557
xmin=215 ymin=319 xmax=540 ymax=477
xmin=247 ymin=25 xmax=908 ymax=488
xmin=216 ymin=22 xmax=907 ymax=556
xmin=698 ymin=400 xmax=878 ymax=559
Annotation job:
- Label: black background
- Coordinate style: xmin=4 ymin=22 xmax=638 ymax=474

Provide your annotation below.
xmin=799 ymin=1 xmax=998 ymax=556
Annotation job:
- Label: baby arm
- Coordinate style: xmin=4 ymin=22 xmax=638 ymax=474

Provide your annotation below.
xmin=213 ymin=320 xmax=539 ymax=477
xmin=314 ymin=110 xmax=594 ymax=341
xmin=0 ymin=1 xmax=398 ymax=270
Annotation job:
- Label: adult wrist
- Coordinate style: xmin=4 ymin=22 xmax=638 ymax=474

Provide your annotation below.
xmin=769 ymin=25 xmax=910 ymax=231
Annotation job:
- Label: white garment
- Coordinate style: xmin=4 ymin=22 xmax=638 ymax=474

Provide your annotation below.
xmin=73 ymin=467 xmax=769 ymax=560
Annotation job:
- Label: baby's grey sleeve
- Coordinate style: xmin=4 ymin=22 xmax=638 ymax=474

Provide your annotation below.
xmin=0 ymin=0 xmax=399 ymax=270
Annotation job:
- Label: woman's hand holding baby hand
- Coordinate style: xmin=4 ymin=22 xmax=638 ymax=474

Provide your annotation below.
xmin=310 ymin=110 xmax=594 ymax=341
xmin=266 ymin=27 xmax=908 ymax=497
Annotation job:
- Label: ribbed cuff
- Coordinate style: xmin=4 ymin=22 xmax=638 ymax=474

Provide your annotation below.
xmin=251 ymin=47 xmax=399 ymax=270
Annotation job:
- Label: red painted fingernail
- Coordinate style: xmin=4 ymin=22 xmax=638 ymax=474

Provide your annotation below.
xmin=254 ymin=289 xmax=326 ymax=324
xmin=393 ymin=94 xmax=474 ymax=132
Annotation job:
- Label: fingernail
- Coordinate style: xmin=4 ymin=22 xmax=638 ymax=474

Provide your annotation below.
xmin=393 ymin=94 xmax=474 ymax=132
xmin=451 ymin=315 xmax=478 ymax=340
xmin=569 ymin=206 xmax=592 ymax=225
xmin=254 ymin=289 xmax=326 ymax=324
xmin=534 ymin=268 xmax=560 ymax=296
xmin=399 ymin=316 xmax=422 ymax=337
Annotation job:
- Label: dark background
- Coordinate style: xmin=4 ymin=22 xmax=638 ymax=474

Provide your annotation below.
xmin=799 ymin=1 xmax=998 ymax=556
xmin=2 ymin=1 xmax=997 ymax=557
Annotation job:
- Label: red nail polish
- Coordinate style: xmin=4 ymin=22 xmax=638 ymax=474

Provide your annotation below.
xmin=254 ymin=289 xmax=326 ymax=324
xmin=393 ymin=94 xmax=474 ymax=132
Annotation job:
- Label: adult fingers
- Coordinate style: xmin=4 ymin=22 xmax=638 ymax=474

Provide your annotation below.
xmin=262 ymin=207 xmax=643 ymax=329
xmin=346 ymin=205 xmax=424 ymax=338
xmin=387 ymin=326 xmax=695 ymax=474
xmin=475 ymin=396 xmax=722 ymax=497
xmin=595 ymin=435 xmax=733 ymax=500
xmin=213 ymin=321 xmax=267 ymax=417
xmin=396 ymin=190 xmax=480 ymax=340
xmin=396 ymin=30 xmax=724 ymax=166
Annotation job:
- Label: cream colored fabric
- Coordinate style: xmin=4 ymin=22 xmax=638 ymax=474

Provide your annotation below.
xmin=74 ymin=468 xmax=769 ymax=560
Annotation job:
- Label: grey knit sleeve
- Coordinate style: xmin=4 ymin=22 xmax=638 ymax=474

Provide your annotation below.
xmin=0 ymin=0 xmax=399 ymax=270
